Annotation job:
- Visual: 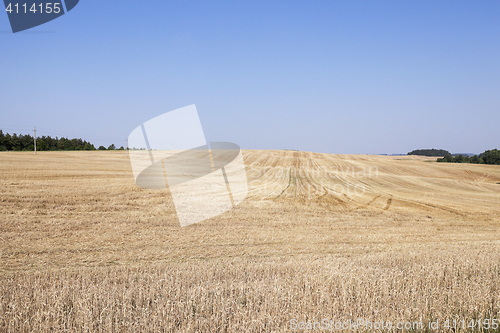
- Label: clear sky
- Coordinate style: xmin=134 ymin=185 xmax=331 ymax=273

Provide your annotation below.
xmin=1 ymin=0 xmax=499 ymax=154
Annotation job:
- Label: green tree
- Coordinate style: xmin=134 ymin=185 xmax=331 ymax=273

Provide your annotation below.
xmin=437 ymin=154 xmax=453 ymax=163
xmin=453 ymin=155 xmax=466 ymax=163
xmin=83 ymin=142 xmax=95 ymax=150
xmin=470 ymin=155 xmax=479 ymax=164
xmin=480 ymin=149 xmax=500 ymax=165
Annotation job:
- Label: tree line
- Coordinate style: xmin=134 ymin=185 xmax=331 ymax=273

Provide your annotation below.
xmin=437 ymin=149 xmax=500 ymax=165
xmin=0 ymin=130 xmax=123 ymax=151
xmin=408 ymin=149 xmax=451 ymax=157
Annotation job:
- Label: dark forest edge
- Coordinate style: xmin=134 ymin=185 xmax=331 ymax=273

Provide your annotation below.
xmin=0 ymin=130 xmax=122 ymax=151
xmin=408 ymin=149 xmax=451 ymax=157
xmin=436 ymin=150 xmax=500 ymax=165
xmin=408 ymin=148 xmax=500 ymax=165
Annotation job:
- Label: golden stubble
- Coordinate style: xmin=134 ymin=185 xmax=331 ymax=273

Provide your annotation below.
xmin=1 ymin=151 xmax=499 ymax=332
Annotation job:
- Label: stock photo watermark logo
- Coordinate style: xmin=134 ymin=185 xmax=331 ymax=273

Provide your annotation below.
xmin=128 ymin=105 xmax=248 ymax=227
xmin=3 ymin=0 xmax=79 ymax=33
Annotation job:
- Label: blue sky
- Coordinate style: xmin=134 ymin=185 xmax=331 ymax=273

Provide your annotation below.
xmin=1 ymin=0 xmax=499 ymax=154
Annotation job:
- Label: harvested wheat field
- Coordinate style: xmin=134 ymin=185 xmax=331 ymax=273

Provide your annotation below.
xmin=1 ymin=150 xmax=500 ymax=332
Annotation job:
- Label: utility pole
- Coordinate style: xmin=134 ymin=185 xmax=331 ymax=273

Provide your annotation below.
xmin=33 ymin=127 xmax=37 ymax=155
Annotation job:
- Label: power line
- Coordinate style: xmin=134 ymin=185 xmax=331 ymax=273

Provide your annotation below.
xmin=1 ymin=126 xmax=125 ymax=143
xmin=35 ymin=128 xmax=122 ymax=141
xmin=1 ymin=125 xmax=131 ymax=154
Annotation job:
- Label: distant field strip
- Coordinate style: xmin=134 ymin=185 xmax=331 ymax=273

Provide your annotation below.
xmin=244 ymin=150 xmax=500 ymax=215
